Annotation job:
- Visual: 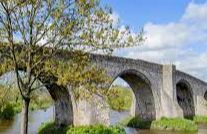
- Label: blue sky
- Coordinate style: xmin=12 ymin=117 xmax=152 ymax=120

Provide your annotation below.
xmin=101 ymin=0 xmax=207 ymax=81
xmin=102 ymin=0 xmax=206 ymax=29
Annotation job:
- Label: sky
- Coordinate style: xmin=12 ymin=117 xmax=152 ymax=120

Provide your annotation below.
xmin=102 ymin=0 xmax=207 ymax=82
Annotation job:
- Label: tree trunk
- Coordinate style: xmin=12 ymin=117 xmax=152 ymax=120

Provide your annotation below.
xmin=20 ymin=98 xmax=30 ymax=134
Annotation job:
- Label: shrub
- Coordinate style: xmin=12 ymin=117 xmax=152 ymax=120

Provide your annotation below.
xmin=119 ymin=116 xmax=152 ymax=129
xmin=38 ymin=122 xmax=126 ymax=134
xmin=151 ymin=117 xmax=198 ymax=131
xmin=67 ymin=125 xmax=126 ymax=134
xmin=193 ymin=116 xmax=207 ymax=123
xmin=0 ymin=103 xmax=15 ymax=120
xmin=107 ymin=86 xmax=133 ymax=111
xmin=38 ymin=121 xmax=69 ymax=134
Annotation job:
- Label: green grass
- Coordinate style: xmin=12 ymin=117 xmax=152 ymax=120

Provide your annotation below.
xmin=38 ymin=121 xmax=126 ymax=134
xmin=119 ymin=116 xmax=198 ymax=131
xmin=193 ymin=116 xmax=207 ymax=123
xmin=67 ymin=125 xmax=126 ymax=134
xmin=151 ymin=117 xmax=198 ymax=131
xmin=107 ymin=86 xmax=133 ymax=111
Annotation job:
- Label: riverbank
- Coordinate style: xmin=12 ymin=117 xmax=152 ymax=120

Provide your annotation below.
xmin=119 ymin=116 xmax=201 ymax=131
xmin=0 ymin=84 xmax=52 ymax=120
xmin=0 ymin=100 xmax=52 ymax=120
xmin=38 ymin=121 xmax=126 ymax=134
xmin=151 ymin=117 xmax=198 ymax=131
xmin=1 ymin=106 xmax=207 ymax=134
xmin=0 ymin=107 xmax=54 ymax=134
xmin=193 ymin=116 xmax=207 ymax=124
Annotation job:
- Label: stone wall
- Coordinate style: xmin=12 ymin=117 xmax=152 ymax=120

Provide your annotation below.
xmin=89 ymin=54 xmax=207 ymax=120
xmin=90 ymin=54 xmax=164 ymax=120
xmin=176 ymin=71 xmax=207 ymax=116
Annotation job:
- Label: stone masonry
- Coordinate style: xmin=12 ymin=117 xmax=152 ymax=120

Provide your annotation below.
xmin=1 ymin=53 xmax=207 ymax=126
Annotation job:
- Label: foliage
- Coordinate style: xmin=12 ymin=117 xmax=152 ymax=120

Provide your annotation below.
xmin=0 ymin=0 xmax=143 ymax=133
xmin=151 ymin=117 xmax=198 ymax=131
xmin=0 ymin=103 xmax=15 ymax=120
xmin=0 ymin=85 xmax=17 ymax=119
xmin=119 ymin=116 xmax=198 ymax=131
xmin=38 ymin=121 xmax=69 ymax=134
xmin=193 ymin=116 xmax=207 ymax=123
xmin=67 ymin=125 xmax=126 ymax=134
xmin=0 ymin=0 xmax=143 ymax=102
xmin=0 ymin=84 xmax=52 ymax=119
xmin=45 ymin=53 xmax=111 ymax=101
xmin=38 ymin=121 xmax=126 ymax=134
xmin=119 ymin=116 xmax=152 ymax=129
xmin=107 ymin=86 xmax=133 ymax=111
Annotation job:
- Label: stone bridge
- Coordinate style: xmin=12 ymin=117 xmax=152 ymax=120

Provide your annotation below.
xmin=89 ymin=54 xmax=207 ymax=120
xmin=1 ymin=52 xmax=207 ymax=126
xmin=52 ymin=53 xmax=207 ymax=126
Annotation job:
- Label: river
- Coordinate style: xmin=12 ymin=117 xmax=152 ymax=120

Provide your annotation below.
xmin=0 ymin=107 xmax=54 ymax=134
xmin=0 ymin=107 xmax=207 ymax=134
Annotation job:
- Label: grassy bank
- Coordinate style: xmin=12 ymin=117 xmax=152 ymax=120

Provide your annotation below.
xmin=0 ymin=84 xmax=52 ymax=120
xmin=38 ymin=121 xmax=69 ymax=134
xmin=0 ymin=99 xmax=52 ymax=120
xmin=151 ymin=117 xmax=198 ymax=131
xmin=38 ymin=121 xmax=126 ymax=134
xmin=119 ymin=116 xmax=198 ymax=131
xmin=193 ymin=116 xmax=207 ymax=123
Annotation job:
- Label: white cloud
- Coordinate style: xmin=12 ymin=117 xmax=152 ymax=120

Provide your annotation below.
xmin=114 ymin=1 xmax=207 ymax=81
xmin=182 ymin=2 xmax=207 ymax=22
xmin=143 ymin=23 xmax=190 ymax=50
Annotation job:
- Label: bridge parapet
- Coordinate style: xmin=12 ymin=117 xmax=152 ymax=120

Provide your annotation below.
xmin=89 ymin=54 xmax=163 ymax=73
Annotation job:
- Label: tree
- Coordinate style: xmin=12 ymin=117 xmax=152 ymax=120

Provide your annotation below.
xmin=0 ymin=0 xmax=143 ymax=134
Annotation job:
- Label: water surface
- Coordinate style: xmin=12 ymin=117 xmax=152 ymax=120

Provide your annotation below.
xmin=0 ymin=107 xmax=207 ymax=134
xmin=0 ymin=107 xmax=54 ymax=134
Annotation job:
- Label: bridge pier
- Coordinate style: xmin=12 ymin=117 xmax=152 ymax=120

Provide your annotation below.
xmin=161 ymin=65 xmax=183 ymax=118
xmin=68 ymin=86 xmax=110 ymax=126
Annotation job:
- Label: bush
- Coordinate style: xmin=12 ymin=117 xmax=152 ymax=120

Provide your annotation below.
xmin=107 ymin=86 xmax=133 ymax=111
xmin=0 ymin=103 xmax=15 ymax=120
xmin=38 ymin=122 xmax=126 ymax=134
xmin=151 ymin=117 xmax=198 ymax=131
xmin=119 ymin=116 xmax=152 ymax=129
xmin=193 ymin=116 xmax=207 ymax=123
xmin=67 ymin=125 xmax=126 ymax=134
xmin=38 ymin=121 xmax=69 ymax=134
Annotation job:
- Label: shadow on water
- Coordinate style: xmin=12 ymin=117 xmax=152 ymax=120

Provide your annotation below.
xmin=0 ymin=106 xmax=54 ymax=134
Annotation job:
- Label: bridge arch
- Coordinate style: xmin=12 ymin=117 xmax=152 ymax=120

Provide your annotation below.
xmin=0 ymin=71 xmax=73 ymax=126
xmin=204 ymin=91 xmax=207 ymax=101
xmin=176 ymin=79 xmax=195 ymax=118
xmin=110 ymin=69 xmax=156 ymax=120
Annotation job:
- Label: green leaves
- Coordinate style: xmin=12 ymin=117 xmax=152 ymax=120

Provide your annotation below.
xmin=107 ymin=86 xmax=133 ymax=111
xmin=44 ymin=51 xmax=111 ymax=101
xmin=0 ymin=0 xmax=144 ymax=110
